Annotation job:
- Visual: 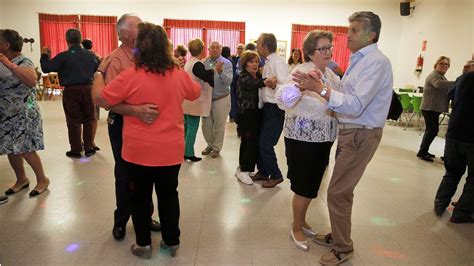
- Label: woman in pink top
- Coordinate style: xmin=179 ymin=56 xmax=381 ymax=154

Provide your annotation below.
xmin=93 ymin=23 xmax=200 ymax=259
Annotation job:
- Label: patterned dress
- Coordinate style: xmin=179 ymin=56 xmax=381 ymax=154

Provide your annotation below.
xmin=0 ymin=55 xmax=44 ymax=155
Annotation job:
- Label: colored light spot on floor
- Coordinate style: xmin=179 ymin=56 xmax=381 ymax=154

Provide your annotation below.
xmin=208 ymin=170 xmax=216 ymax=175
xmin=370 ymin=216 xmax=394 ymax=226
xmin=373 ymin=246 xmax=407 ymax=260
xmin=240 ymin=198 xmax=251 ymax=204
xmin=79 ymin=157 xmax=91 ymax=163
xmin=76 ymin=181 xmax=85 ymax=186
xmin=389 ymin=177 xmax=400 ymax=183
xmin=65 ymin=243 xmax=80 ymax=253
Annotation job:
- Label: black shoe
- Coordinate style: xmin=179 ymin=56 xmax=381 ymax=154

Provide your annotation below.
xmin=150 ymin=220 xmax=161 ymax=232
xmin=66 ymin=151 xmax=82 ymax=158
xmin=426 ymin=152 xmax=436 ymax=158
xmin=112 ymin=226 xmax=126 ymax=241
xmin=419 ymin=155 xmax=433 ymax=162
xmin=84 ymin=149 xmax=96 ymax=157
xmin=93 ymin=146 xmax=100 ymax=151
xmin=441 ymin=156 xmax=445 ymax=161
xmin=434 ymin=206 xmax=446 ymax=217
xmin=0 ymin=196 xmax=8 ymax=204
xmin=184 ymin=156 xmax=202 ymax=162
xmin=450 ymin=215 xmax=474 ymax=223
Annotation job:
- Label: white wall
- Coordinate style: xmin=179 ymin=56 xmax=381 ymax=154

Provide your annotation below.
xmin=0 ymin=0 xmax=472 ymax=87
xmin=394 ymin=0 xmax=473 ymax=88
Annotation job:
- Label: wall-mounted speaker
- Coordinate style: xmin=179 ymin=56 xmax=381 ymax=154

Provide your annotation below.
xmin=400 ymin=2 xmax=411 ymax=16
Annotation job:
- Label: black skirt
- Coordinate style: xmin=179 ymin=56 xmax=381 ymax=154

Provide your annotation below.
xmin=285 ymin=137 xmax=333 ymax=198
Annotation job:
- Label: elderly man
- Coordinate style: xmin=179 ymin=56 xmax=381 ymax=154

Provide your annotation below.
xmin=97 ymin=14 xmax=161 ymax=241
xmin=251 ymin=33 xmax=288 ymax=188
xmin=229 ymin=43 xmax=244 ymax=122
xmin=434 ymin=60 xmax=474 ymax=223
xmin=201 ymin=41 xmax=233 ymax=158
xmin=294 ymin=11 xmax=393 ymax=264
xmin=40 ymin=29 xmax=98 ymax=158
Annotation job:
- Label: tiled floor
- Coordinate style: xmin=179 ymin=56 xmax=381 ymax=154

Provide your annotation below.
xmin=0 ymin=101 xmax=472 ymax=265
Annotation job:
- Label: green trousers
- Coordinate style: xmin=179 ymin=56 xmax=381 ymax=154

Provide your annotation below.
xmin=184 ymin=114 xmax=200 ymax=157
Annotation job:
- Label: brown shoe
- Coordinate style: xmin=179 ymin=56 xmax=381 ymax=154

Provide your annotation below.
xmin=262 ymin=177 xmax=283 ymax=188
xmin=210 ymin=150 xmax=220 ymax=158
xmin=250 ymin=172 xmax=269 ymax=181
xmin=201 ymin=146 xmax=213 ymax=155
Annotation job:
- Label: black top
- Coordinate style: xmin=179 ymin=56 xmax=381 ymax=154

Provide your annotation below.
xmin=446 ymin=72 xmax=474 ymax=143
xmin=236 ymin=70 xmax=265 ymax=114
xmin=40 ymin=44 xmax=99 ymax=86
xmin=192 ymin=61 xmax=214 ymax=87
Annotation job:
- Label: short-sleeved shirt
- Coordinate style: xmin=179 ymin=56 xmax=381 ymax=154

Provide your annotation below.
xmin=102 ymin=67 xmax=200 ymax=166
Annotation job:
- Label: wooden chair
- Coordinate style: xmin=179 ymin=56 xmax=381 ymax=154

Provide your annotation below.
xmin=47 ymin=73 xmax=63 ymax=100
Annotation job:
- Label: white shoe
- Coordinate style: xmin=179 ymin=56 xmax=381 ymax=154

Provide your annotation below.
xmin=235 ymin=171 xmax=253 ymax=185
xmin=290 ymin=228 xmax=309 ymax=251
xmin=302 ymin=226 xmax=317 ymax=237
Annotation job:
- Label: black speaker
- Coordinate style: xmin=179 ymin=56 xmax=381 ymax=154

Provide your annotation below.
xmin=400 ymin=2 xmax=411 ymax=16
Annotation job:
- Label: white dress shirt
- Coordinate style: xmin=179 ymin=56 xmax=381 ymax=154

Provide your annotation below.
xmin=260 ymin=52 xmax=289 ymax=105
xmin=327 ymin=43 xmax=393 ymax=128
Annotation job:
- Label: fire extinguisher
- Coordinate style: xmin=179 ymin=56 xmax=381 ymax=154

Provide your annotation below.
xmin=415 ymin=54 xmax=424 ymax=72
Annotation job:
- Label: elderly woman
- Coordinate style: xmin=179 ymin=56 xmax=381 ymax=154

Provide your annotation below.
xmin=287 ymin=48 xmax=303 ymax=74
xmin=93 ymin=23 xmax=200 ymax=258
xmin=275 ymin=30 xmax=339 ymax=251
xmin=182 ymin=39 xmax=214 ymax=162
xmin=417 ymin=56 xmax=454 ymax=162
xmin=234 ymin=51 xmax=275 ymax=184
xmin=0 ymin=29 xmax=50 ymax=198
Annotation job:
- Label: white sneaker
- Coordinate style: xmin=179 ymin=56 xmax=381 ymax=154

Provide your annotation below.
xmin=235 ymin=171 xmax=253 ymax=185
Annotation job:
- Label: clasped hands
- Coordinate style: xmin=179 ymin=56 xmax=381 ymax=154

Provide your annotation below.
xmin=292 ymin=69 xmax=325 ymax=93
xmin=134 ymin=104 xmax=160 ymax=125
xmin=264 ymin=76 xmax=278 ymax=89
xmin=0 ymin=53 xmax=16 ymax=69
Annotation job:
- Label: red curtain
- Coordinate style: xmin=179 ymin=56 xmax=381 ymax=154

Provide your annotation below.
xmin=291 ymin=24 xmax=350 ymax=71
xmin=163 ymin=19 xmax=245 ymax=56
xmin=39 ymin=13 xmax=118 ymax=59
xmin=39 ymin=14 xmax=79 ymax=58
xmin=80 ymin=15 xmax=118 ymax=58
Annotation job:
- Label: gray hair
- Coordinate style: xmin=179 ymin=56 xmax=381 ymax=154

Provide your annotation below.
xmin=302 ymin=30 xmax=333 ymax=62
xmin=258 ymin=33 xmax=277 ymax=53
xmin=348 ymin=11 xmax=381 ymax=43
xmin=116 ymin=13 xmax=139 ymax=38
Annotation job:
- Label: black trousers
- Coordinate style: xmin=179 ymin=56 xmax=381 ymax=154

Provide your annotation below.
xmin=435 ymin=138 xmax=474 ymax=218
xmin=419 ymin=110 xmax=441 ymax=155
xmin=108 ymin=113 xmax=154 ymax=228
xmin=237 ymin=109 xmax=261 ymax=172
xmin=126 ymin=162 xmax=181 ymax=246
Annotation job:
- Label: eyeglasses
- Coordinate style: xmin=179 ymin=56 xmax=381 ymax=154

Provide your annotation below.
xmin=438 ymin=63 xmax=450 ymax=67
xmin=315 ymin=45 xmax=334 ymax=54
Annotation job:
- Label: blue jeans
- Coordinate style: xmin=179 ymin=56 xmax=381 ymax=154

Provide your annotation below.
xmin=435 ymin=138 xmax=474 ymax=218
xmin=257 ymin=103 xmax=285 ymax=179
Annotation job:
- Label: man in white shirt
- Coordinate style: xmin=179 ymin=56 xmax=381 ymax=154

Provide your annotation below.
xmin=294 ymin=11 xmax=393 ymax=264
xmin=251 ymin=33 xmax=288 ymax=188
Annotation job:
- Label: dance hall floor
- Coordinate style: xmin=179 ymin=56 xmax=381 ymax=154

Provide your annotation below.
xmin=0 ymin=100 xmax=472 ymax=265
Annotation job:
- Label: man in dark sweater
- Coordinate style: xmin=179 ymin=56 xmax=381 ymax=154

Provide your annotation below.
xmin=40 ymin=29 xmax=98 ymax=158
xmin=434 ymin=62 xmax=474 ymax=223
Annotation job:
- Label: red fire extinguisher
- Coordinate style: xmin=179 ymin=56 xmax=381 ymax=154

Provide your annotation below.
xmin=416 ymin=54 xmax=424 ymax=72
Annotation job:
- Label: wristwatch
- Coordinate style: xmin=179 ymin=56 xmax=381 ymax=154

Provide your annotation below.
xmin=320 ymin=87 xmax=328 ymax=97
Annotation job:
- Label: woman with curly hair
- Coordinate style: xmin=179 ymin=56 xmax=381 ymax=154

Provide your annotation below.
xmin=93 ymin=22 xmax=200 ymax=259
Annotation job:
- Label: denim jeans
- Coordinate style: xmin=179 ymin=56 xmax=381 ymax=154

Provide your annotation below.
xmin=257 ymin=103 xmax=285 ymax=179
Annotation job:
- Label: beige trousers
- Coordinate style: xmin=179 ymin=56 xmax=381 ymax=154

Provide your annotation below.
xmin=201 ymin=96 xmax=231 ymax=152
xmin=327 ymin=128 xmax=383 ymax=252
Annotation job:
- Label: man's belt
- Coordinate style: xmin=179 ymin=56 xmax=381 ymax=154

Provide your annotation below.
xmin=338 ymin=123 xmax=375 ymax=130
